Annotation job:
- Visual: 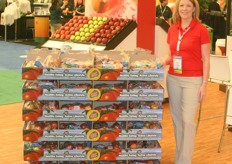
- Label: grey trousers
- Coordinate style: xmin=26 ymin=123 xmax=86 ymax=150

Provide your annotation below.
xmin=167 ymin=74 xmax=202 ymax=164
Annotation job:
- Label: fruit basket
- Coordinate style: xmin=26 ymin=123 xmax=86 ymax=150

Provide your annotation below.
xmin=50 ymin=16 xmax=137 ymax=50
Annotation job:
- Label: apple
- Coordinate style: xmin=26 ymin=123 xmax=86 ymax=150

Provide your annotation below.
xmin=106 ymin=33 xmax=113 ymax=39
xmin=56 ymin=30 xmax=61 ymax=34
xmin=80 ymin=31 xmax=85 ymax=37
xmin=90 ymin=37 xmax=96 ymax=42
xmin=65 ymin=35 xmax=70 ymax=40
xmin=103 ymin=17 xmax=108 ymax=21
xmin=83 ymin=19 xmax=89 ymax=24
xmin=104 ymin=25 xmax=110 ymax=29
xmin=84 ymin=28 xmax=89 ymax=32
xmin=79 ymin=24 xmax=84 ymax=28
xmin=75 ymin=35 xmax=81 ymax=41
xmin=74 ymin=27 xmax=80 ymax=31
xmin=93 ymin=20 xmax=98 ymax=25
xmin=110 ymin=26 xmax=115 ymax=30
xmin=112 ymin=30 xmax=117 ymax=35
xmin=120 ymin=21 xmax=127 ymax=27
xmin=83 ymin=24 xmax=88 ymax=28
xmin=98 ymin=21 xmax=103 ymax=25
xmin=101 ymin=33 xmax=106 ymax=38
xmin=75 ymin=31 xmax=80 ymax=36
xmin=64 ymin=26 xmax=70 ymax=31
xmin=105 ymin=29 xmax=111 ymax=34
xmin=94 ymin=24 xmax=99 ymax=29
xmin=88 ymin=20 xmax=93 ymax=24
xmin=85 ymin=32 xmax=90 ymax=37
xmin=70 ymin=27 xmax=74 ymax=31
xmin=79 ymin=27 xmax=84 ymax=32
xmin=70 ymin=31 xmax=75 ymax=35
xmin=81 ymin=36 xmax=86 ymax=41
xmin=114 ymin=21 xmax=120 ymax=26
xmin=96 ymin=38 xmax=102 ymax=43
xmin=69 ymin=23 xmax=74 ymax=27
xmin=92 ymin=16 xmax=97 ymax=21
xmin=86 ymin=37 xmax=91 ymax=42
xmin=60 ymin=34 xmax=65 ymax=39
xmin=89 ymin=24 xmax=94 ymax=29
xmin=55 ymin=34 xmax=60 ymax=39
xmin=60 ymin=30 xmax=65 ymax=35
xmin=94 ymin=33 xmax=100 ymax=37
xmin=89 ymin=28 xmax=95 ymax=33
xmin=60 ymin=26 xmax=65 ymax=30
xmin=65 ymin=31 xmax=70 ymax=35
xmin=100 ymin=29 xmax=105 ymax=34
xmin=101 ymin=37 xmax=108 ymax=44
xmin=70 ymin=35 xmax=75 ymax=40
xmin=115 ymin=26 xmax=121 ymax=31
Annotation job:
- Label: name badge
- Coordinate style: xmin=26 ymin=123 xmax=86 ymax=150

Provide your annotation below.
xmin=173 ymin=55 xmax=182 ymax=74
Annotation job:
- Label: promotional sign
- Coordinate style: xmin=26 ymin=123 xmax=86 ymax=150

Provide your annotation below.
xmin=85 ymin=0 xmax=138 ymax=20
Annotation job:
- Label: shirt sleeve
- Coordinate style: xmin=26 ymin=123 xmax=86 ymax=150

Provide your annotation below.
xmin=201 ymin=25 xmax=211 ymax=44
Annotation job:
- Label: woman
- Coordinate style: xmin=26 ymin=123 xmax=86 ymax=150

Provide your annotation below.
xmin=73 ymin=0 xmax=85 ymax=16
xmin=164 ymin=0 xmax=210 ymax=163
xmin=49 ymin=0 xmax=68 ymax=36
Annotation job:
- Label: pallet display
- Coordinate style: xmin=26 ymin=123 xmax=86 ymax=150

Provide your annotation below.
xmin=22 ymin=48 xmax=164 ymax=164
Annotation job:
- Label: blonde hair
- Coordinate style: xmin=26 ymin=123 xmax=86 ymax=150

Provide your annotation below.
xmin=172 ymin=0 xmax=200 ymax=23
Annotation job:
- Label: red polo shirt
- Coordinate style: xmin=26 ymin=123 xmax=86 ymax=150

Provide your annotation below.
xmin=167 ymin=19 xmax=210 ymax=76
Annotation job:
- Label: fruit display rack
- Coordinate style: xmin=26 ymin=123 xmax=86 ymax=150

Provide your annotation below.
xmin=49 ymin=16 xmax=137 ymax=50
xmin=22 ymin=49 xmax=164 ymax=164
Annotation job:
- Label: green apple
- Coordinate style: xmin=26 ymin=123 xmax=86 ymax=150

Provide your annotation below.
xmin=89 ymin=24 xmax=94 ymax=29
xmin=97 ymin=17 xmax=103 ymax=21
xmin=70 ymin=35 xmax=75 ymax=40
xmin=75 ymin=31 xmax=80 ymax=36
xmin=93 ymin=20 xmax=98 ymax=25
xmin=83 ymin=24 xmax=88 ymax=28
xmin=94 ymin=24 xmax=99 ymax=29
xmin=92 ymin=16 xmax=97 ymax=21
xmin=84 ymin=28 xmax=89 ymax=32
xmin=88 ymin=20 xmax=93 ymax=24
xmin=89 ymin=28 xmax=95 ymax=33
xmin=79 ymin=27 xmax=84 ymax=32
xmin=81 ymin=36 xmax=86 ymax=41
xmin=85 ymin=32 xmax=90 ymax=37
xmin=98 ymin=21 xmax=103 ymax=25
xmin=75 ymin=35 xmax=81 ymax=41
xmin=80 ymin=31 xmax=85 ymax=36
xmin=102 ymin=17 xmax=108 ymax=21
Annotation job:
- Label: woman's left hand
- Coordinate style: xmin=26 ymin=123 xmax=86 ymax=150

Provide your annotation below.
xmin=198 ymin=84 xmax=207 ymax=102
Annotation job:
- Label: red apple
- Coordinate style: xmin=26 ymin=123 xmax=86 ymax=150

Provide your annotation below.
xmin=56 ymin=30 xmax=61 ymax=34
xmin=64 ymin=26 xmax=70 ymax=31
xmin=101 ymin=37 xmax=108 ymax=44
xmin=55 ymin=34 xmax=60 ymax=39
xmin=65 ymin=31 xmax=70 ymax=35
xmin=106 ymin=33 xmax=113 ymax=39
xmin=86 ymin=37 xmax=91 ymax=42
xmin=90 ymin=37 xmax=96 ymax=42
xmin=112 ymin=30 xmax=117 ymax=35
xmin=96 ymin=38 xmax=102 ymax=43
xmin=65 ymin=35 xmax=70 ymax=40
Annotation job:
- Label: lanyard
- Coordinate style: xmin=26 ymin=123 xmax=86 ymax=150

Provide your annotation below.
xmin=160 ymin=5 xmax=167 ymax=16
xmin=176 ymin=27 xmax=191 ymax=53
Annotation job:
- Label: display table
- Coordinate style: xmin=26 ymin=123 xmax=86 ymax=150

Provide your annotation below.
xmin=34 ymin=15 xmax=50 ymax=43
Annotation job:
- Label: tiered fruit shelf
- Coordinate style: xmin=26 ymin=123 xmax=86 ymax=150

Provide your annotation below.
xmin=22 ymin=49 xmax=163 ymax=164
xmin=50 ymin=16 xmax=137 ymax=50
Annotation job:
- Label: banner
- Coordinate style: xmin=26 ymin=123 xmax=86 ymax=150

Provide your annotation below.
xmin=85 ymin=0 xmax=138 ymax=20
